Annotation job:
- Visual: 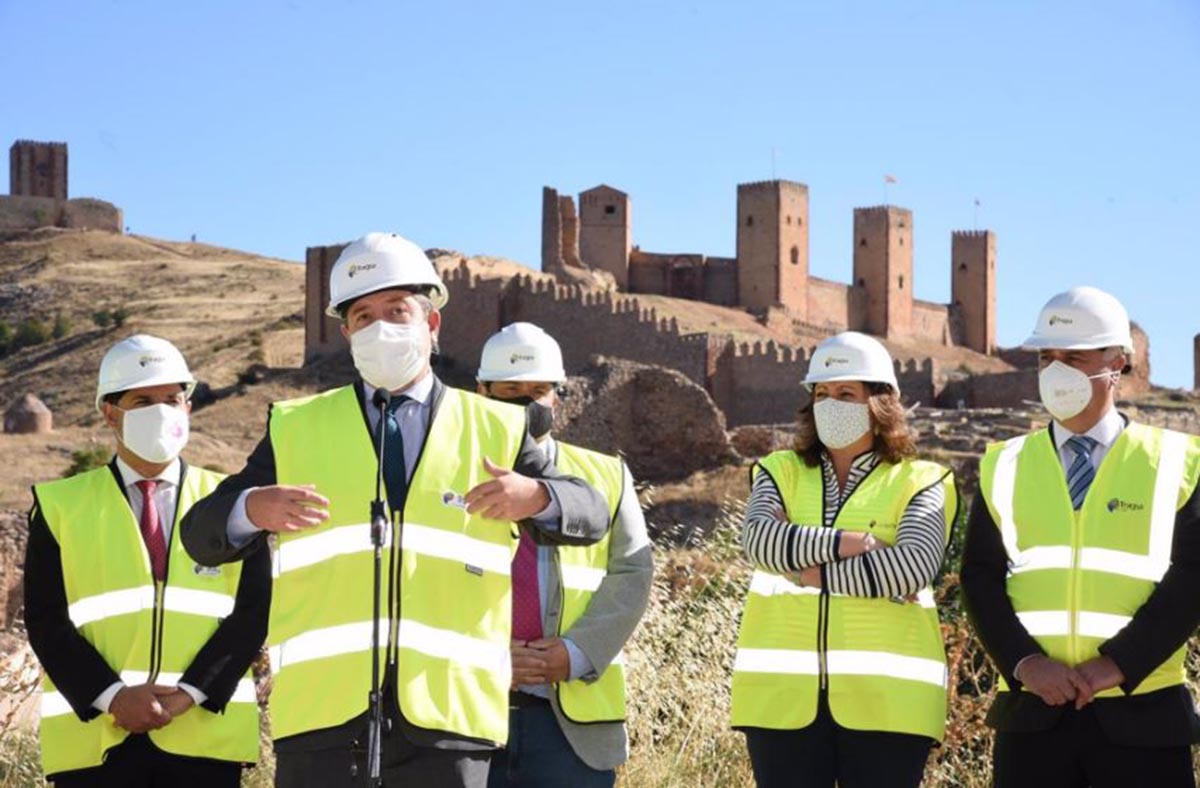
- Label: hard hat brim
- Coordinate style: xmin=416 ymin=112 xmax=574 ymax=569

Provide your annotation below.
xmin=95 ymin=378 xmax=198 ymax=412
xmin=325 ymin=283 xmax=450 ymax=318
xmin=1021 ymin=334 xmax=1134 ymax=353
xmin=477 ymin=370 xmax=567 ymax=384
xmin=801 ymin=373 xmax=899 ymax=394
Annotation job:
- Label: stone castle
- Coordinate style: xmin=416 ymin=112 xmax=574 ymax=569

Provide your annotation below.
xmin=542 ymin=181 xmax=995 ymax=355
xmin=1 ymin=140 xmax=122 ymax=232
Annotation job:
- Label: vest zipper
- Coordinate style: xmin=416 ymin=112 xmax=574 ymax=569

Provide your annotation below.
xmin=820 ymin=461 xmax=880 ymax=692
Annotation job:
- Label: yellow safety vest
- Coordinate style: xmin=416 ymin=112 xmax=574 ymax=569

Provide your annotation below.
xmin=978 ymin=422 xmax=1200 ymax=696
xmin=267 ymin=384 xmax=525 ymax=743
xmin=732 ymin=451 xmax=956 ymax=741
xmin=552 ymin=442 xmax=626 ymax=723
xmin=34 ymin=464 xmax=258 ymax=777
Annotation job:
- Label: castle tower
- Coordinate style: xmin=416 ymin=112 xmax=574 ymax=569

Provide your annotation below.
xmin=10 ymin=140 xmax=68 ymax=200
xmin=852 ymin=206 xmax=913 ymax=340
xmin=304 ymin=243 xmax=350 ymax=364
xmin=541 ymin=186 xmax=564 ymax=276
xmin=951 ymin=230 xmax=997 ymax=354
xmin=579 ymin=185 xmax=631 ymax=289
xmin=735 ymin=180 xmax=809 ymax=315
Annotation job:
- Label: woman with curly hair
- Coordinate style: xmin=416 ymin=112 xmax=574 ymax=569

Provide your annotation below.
xmin=731 ymin=332 xmax=959 ymax=788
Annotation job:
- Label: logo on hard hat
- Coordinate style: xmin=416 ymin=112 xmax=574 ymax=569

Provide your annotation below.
xmin=1048 ymin=315 xmax=1074 ymax=326
xmin=824 ymin=356 xmax=850 ymax=368
xmin=347 ymin=263 xmax=377 ymax=279
xmin=138 ymin=355 xmax=167 ymax=368
xmin=510 ymin=352 xmax=535 ymax=365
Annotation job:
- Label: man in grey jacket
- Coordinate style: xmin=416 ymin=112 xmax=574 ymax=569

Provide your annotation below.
xmin=476 ymin=322 xmax=654 ymax=787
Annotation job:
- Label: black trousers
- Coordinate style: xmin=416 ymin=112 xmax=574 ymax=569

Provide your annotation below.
xmin=274 ymin=726 xmax=491 ymax=788
xmin=50 ymin=734 xmax=241 ymax=787
xmin=994 ymin=704 xmax=1195 ymax=788
xmin=742 ymin=695 xmax=933 ymax=788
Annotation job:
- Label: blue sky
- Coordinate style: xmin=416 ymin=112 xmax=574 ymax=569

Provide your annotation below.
xmin=3 ymin=0 xmax=1198 ymax=387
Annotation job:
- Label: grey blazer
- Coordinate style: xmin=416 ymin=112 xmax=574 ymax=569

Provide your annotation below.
xmin=539 ymin=438 xmax=654 ymax=771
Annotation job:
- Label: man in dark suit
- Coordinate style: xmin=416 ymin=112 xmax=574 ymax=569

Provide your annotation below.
xmin=181 ymin=232 xmax=611 ymax=788
xmin=962 ymin=287 xmax=1200 ymax=788
xmin=26 ymin=334 xmax=269 ymax=787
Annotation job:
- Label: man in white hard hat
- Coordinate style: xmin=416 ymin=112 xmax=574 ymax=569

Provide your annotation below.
xmin=25 ymin=334 xmax=268 ymax=787
xmin=181 ymin=233 xmax=612 ymax=788
xmin=962 ymin=287 xmax=1200 ymax=787
xmin=475 ymin=323 xmax=652 ymax=788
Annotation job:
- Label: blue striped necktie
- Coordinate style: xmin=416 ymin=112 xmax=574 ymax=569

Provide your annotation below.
xmin=380 ymin=395 xmax=410 ymax=510
xmin=1064 ymin=435 xmax=1098 ymax=510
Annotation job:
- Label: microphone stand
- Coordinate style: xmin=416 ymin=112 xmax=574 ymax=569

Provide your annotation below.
xmin=365 ymin=388 xmax=390 ymax=787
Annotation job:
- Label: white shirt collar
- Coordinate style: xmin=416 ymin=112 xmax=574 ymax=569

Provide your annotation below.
xmin=363 ymin=371 xmax=435 ymax=408
xmin=1053 ymin=407 xmax=1125 ymax=452
xmin=115 ymin=456 xmax=181 ymax=489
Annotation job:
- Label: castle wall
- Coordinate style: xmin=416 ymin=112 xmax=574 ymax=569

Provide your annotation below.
xmin=805 ymin=276 xmax=853 ymax=331
xmin=703 ymin=256 xmax=738 ymax=306
xmin=0 ymin=195 xmax=121 ymax=232
xmin=911 ymin=299 xmax=952 ymax=345
xmin=578 ymin=186 xmax=630 ymax=289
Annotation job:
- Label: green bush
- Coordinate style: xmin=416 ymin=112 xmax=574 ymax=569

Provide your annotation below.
xmin=14 ymin=318 xmax=50 ymax=349
xmin=0 ymin=324 xmax=12 ymax=357
xmin=111 ymin=307 xmax=130 ymax=328
xmin=91 ymin=310 xmax=112 ymax=329
xmin=62 ymin=445 xmax=110 ymax=478
xmin=51 ymin=313 xmax=70 ymax=340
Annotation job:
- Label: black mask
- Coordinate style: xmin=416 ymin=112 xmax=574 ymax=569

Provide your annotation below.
xmin=504 ymin=395 xmax=554 ymax=440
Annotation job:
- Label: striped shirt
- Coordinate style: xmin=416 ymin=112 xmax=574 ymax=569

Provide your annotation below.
xmin=741 ymin=451 xmax=948 ymax=598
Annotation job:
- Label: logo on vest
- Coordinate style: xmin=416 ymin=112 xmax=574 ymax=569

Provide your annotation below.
xmin=193 ymin=563 xmax=222 ymax=577
xmin=442 ymin=490 xmax=467 ymax=510
xmin=1106 ymin=498 xmax=1145 ymax=513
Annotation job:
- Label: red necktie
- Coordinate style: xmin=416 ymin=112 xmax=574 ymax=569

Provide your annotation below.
xmin=136 ymin=479 xmax=168 ymax=581
xmin=511 ymin=530 xmax=543 ymax=642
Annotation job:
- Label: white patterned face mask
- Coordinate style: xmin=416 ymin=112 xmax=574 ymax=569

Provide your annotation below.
xmin=813 ymin=398 xmax=872 ymax=449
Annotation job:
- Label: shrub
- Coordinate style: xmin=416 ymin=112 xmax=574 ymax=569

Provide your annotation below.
xmin=52 ymin=312 xmax=70 ymax=339
xmin=111 ymin=307 xmax=130 ymax=328
xmin=14 ymin=318 xmax=50 ymax=349
xmin=62 ymin=445 xmax=110 ymax=477
xmin=92 ymin=309 xmax=112 ymax=328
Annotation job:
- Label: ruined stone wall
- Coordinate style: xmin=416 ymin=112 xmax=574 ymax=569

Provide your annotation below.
xmin=967 ymin=368 xmax=1038 ymax=408
xmin=703 ymin=257 xmax=738 ymax=306
xmin=303 ymin=244 xmax=349 ymax=363
xmin=0 ymin=195 xmax=121 ymax=232
xmin=911 ymin=299 xmax=952 ymax=345
xmin=437 ymin=263 xmax=508 ymax=377
xmin=628 ymin=253 xmax=669 ymax=296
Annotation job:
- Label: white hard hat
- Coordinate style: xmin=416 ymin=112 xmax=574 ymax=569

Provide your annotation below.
xmin=1022 ymin=286 xmax=1134 ymax=354
xmin=803 ymin=331 xmax=900 ymax=394
xmin=96 ymin=334 xmax=197 ymax=411
xmin=477 ymin=322 xmax=567 ymax=383
xmin=325 ymin=232 xmax=449 ymax=318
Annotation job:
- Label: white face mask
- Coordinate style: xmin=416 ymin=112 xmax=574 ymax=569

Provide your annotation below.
xmin=813 ymin=398 xmax=872 ymax=450
xmin=350 ymin=320 xmax=428 ymax=392
xmin=1038 ymin=360 xmax=1118 ymax=422
xmin=120 ymin=404 xmax=189 ymax=464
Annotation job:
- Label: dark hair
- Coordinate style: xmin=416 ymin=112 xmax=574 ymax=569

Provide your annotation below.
xmin=793 ymin=382 xmax=917 ymax=466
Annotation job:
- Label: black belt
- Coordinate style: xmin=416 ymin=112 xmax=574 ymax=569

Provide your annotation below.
xmin=509 ymin=691 xmax=550 ymax=709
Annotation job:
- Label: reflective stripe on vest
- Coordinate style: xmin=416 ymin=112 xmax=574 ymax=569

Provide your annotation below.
xmin=34 ymin=465 xmax=258 ymax=777
xmin=979 ymin=423 xmax=1200 ymax=696
xmin=551 ymin=442 xmax=626 ymax=724
xmin=732 ymin=452 xmax=956 ymax=741
xmin=267 ymin=384 xmax=525 ymax=743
